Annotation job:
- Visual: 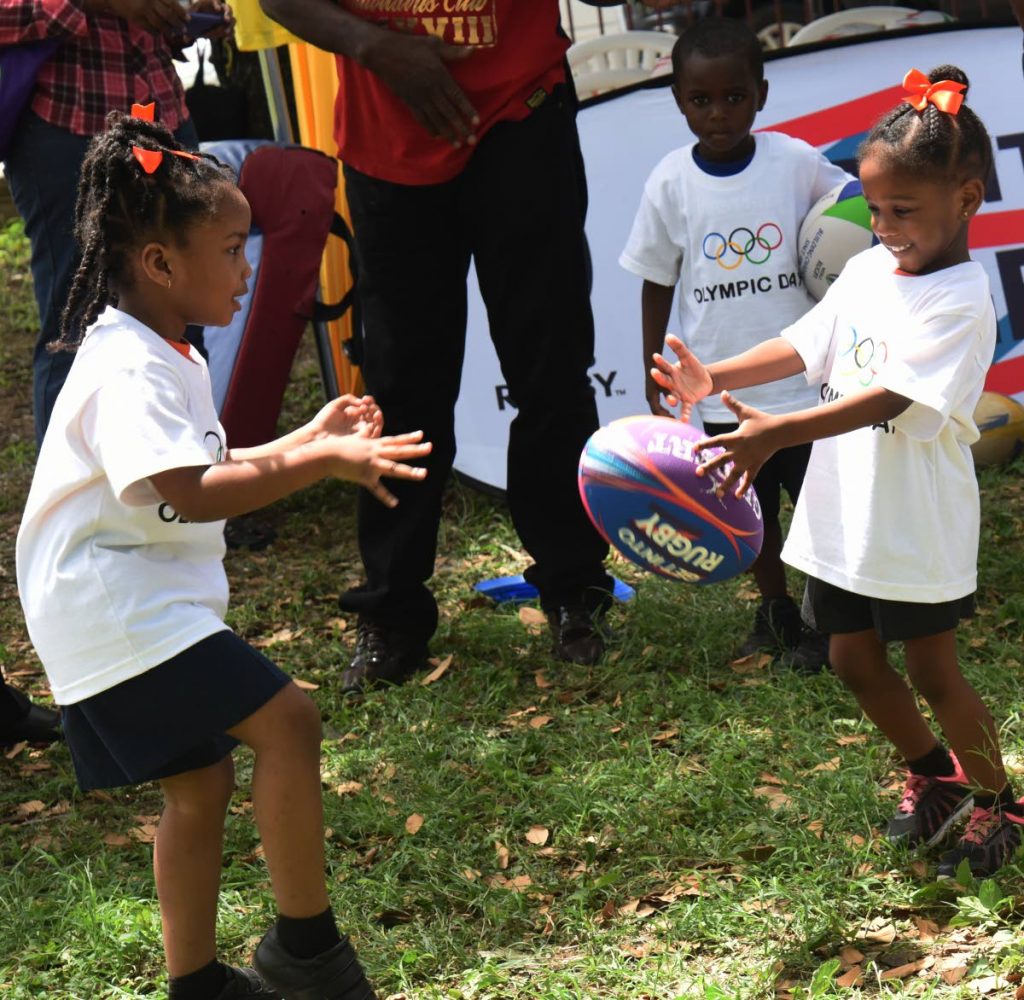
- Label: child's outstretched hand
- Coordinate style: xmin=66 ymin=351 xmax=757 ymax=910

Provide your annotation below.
xmin=695 ymin=392 xmax=780 ymax=498
xmin=311 ymin=395 xmax=384 ymax=439
xmin=330 ymin=431 xmax=432 ymax=508
xmin=650 ymin=334 xmax=713 ymax=423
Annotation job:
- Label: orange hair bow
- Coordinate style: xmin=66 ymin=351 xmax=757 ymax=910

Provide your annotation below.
xmin=127 ymin=101 xmax=200 ymax=173
xmin=131 ymin=145 xmax=201 ymax=174
xmin=902 ymin=68 xmax=965 ymax=115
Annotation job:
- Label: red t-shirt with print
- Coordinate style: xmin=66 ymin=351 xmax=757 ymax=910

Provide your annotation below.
xmin=334 ymin=0 xmax=569 ymax=185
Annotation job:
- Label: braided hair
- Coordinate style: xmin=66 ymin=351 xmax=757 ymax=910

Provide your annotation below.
xmin=858 ymin=64 xmax=993 ymax=184
xmin=52 ymin=110 xmax=234 ymax=354
xmin=672 ymin=17 xmax=764 ymax=85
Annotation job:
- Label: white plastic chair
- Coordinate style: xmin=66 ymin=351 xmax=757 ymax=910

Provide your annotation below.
xmin=568 ymin=30 xmax=677 ymax=97
xmin=787 ymin=6 xmax=942 ymax=46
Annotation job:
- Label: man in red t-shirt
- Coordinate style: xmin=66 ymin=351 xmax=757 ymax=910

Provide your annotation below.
xmin=261 ymin=0 xmax=623 ymax=692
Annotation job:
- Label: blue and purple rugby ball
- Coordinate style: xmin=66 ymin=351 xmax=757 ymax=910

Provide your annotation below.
xmin=578 ymin=415 xmax=764 ymax=585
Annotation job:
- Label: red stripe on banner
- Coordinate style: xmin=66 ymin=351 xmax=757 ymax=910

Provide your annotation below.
xmin=969 ymin=210 xmax=1024 ymax=250
xmin=760 ymin=86 xmax=905 ymax=146
xmin=985 ymin=355 xmax=1024 ymax=393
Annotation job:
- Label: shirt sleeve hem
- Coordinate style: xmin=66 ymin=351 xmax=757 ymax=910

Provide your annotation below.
xmin=618 ymin=253 xmax=678 ymax=288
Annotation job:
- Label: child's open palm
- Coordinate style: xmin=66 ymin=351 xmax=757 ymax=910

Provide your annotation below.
xmin=696 ymin=392 xmax=781 ymax=499
xmin=330 ymin=432 xmax=432 ymax=508
xmin=310 ymin=395 xmax=384 ymax=439
xmin=650 ymin=334 xmax=713 ymax=422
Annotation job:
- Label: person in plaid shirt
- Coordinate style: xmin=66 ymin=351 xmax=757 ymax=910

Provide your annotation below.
xmin=1 ymin=0 xmax=231 ymax=446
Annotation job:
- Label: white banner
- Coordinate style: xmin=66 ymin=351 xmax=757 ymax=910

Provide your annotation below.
xmin=453 ymin=24 xmax=1024 ymax=491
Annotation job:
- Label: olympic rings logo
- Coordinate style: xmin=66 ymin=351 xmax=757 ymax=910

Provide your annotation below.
xmin=702 ymin=223 xmax=783 ymax=270
xmin=839 ymin=326 xmax=888 ymax=388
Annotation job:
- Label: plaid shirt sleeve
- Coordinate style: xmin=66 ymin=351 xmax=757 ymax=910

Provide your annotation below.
xmin=1 ymin=1 xmax=189 ymax=136
xmin=0 ymin=0 xmax=89 ymax=45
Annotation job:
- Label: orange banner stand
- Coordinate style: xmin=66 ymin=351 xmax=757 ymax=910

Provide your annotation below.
xmin=286 ymin=42 xmax=362 ymax=397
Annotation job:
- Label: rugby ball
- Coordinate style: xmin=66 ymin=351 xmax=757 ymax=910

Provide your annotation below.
xmin=798 ymin=179 xmax=876 ymax=301
xmin=971 ymin=391 xmax=1024 ymax=467
xmin=578 ymin=415 xmax=764 ymax=585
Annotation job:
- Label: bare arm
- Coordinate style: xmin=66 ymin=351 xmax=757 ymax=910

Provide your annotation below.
xmin=150 ymin=431 xmax=431 ymax=522
xmin=641 ymin=280 xmax=675 ymax=417
xmin=259 ymin=0 xmax=478 ymax=146
xmin=650 ymin=332 xmax=805 ymax=420
xmin=698 ymin=386 xmax=910 ymax=496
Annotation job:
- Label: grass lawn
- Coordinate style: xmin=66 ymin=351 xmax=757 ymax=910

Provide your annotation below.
xmin=3 ymin=216 xmax=1024 ymax=999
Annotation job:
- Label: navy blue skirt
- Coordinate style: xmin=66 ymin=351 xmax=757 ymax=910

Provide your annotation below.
xmin=62 ymin=630 xmax=291 ymax=791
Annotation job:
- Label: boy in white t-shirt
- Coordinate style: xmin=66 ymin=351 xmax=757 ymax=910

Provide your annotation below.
xmin=620 ymin=18 xmax=850 ymax=671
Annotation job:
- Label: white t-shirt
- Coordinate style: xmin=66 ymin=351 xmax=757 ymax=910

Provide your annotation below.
xmin=780 ymin=245 xmax=996 ymax=603
xmin=620 ymin=131 xmax=851 ymax=422
xmin=16 ymin=308 xmax=230 ymax=705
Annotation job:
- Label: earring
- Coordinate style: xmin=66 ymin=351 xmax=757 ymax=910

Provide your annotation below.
xmin=166 ymin=277 xmax=172 ymax=289
xmin=962 ymin=211 xmax=970 ymax=219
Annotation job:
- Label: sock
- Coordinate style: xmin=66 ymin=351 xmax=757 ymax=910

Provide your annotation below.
xmin=906 ymin=743 xmax=955 ymax=778
xmin=168 ymin=959 xmax=229 ymax=1000
xmin=975 ymin=786 xmax=1019 ymax=813
xmin=276 ymin=906 xmax=342 ymax=960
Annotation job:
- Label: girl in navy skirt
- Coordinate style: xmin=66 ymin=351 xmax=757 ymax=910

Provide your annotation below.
xmin=15 ymin=107 xmax=430 ymax=1000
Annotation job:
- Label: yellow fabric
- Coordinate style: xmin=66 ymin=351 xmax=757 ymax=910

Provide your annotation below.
xmin=230 ymin=0 xmax=302 ymax=53
xmin=287 ymin=43 xmax=362 ymax=396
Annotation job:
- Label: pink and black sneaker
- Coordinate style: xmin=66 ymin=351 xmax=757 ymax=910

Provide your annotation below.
xmin=886 ymin=755 xmax=973 ymax=848
xmin=937 ymin=801 xmax=1024 ymax=879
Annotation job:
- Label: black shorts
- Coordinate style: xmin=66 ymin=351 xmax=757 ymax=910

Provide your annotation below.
xmin=802 ymin=575 xmax=975 ymax=643
xmin=61 ymin=630 xmax=291 ymax=791
xmin=702 ymin=421 xmax=811 ymax=524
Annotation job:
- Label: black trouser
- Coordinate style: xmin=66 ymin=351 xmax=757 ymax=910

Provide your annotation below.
xmin=340 ymin=87 xmax=612 ymax=639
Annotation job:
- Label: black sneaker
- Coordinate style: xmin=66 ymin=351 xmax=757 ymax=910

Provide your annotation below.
xmin=212 ymin=966 xmax=283 ymax=998
xmin=253 ymin=925 xmax=378 ymax=1000
xmin=777 ymin=628 xmax=831 ymax=675
xmin=734 ymin=596 xmax=802 ymax=659
xmin=886 ymin=754 xmax=973 ymax=848
xmin=341 ymin=620 xmax=429 ymax=695
xmin=546 ymin=605 xmax=608 ymax=666
xmin=936 ymin=802 xmax=1024 ymax=879
xmin=0 ymin=685 xmax=61 ymax=747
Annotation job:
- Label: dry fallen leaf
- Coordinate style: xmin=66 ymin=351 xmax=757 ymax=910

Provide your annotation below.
xmin=5 ymin=741 xmax=28 ymax=760
xmin=335 ymin=781 xmax=364 ymax=797
xmin=15 ymin=800 xmax=46 ymax=817
xmin=836 ymin=734 xmax=868 ymax=746
xmin=911 ymin=915 xmax=940 ymax=942
xmin=753 ymin=786 xmax=792 ymax=810
xmin=252 ymin=627 xmax=302 ymax=648
xmin=529 ymin=715 xmax=553 ymax=729
xmin=525 ymin=825 xmax=550 ymax=846
xmin=862 ymin=922 xmax=897 ymax=945
xmin=293 ymin=678 xmax=319 ymax=691
xmin=940 ymin=965 xmax=968 ymax=986
xmin=130 ymin=824 xmax=158 ymax=844
xmin=835 ymin=967 xmax=863 ymax=988
xmin=518 ymin=607 xmax=547 ymax=633
xmin=102 ymin=833 xmax=131 ymax=847
xmin=534 ymin=671 xmax=552 ymax=689
xmin=839 ymin=946 xmax=865 ymax=966
xmin=810 ymin=757 xmax=841 ymax=772
xmin=879 ymin=958 xmax=926 ymax=981
xmin=420 ymin=654 xmax=453 ymax=686
xmin=495 ymin=841 xmax=510 ymax=870
xmin=730 ymin=651 xmax=773 ymax=673
xmin=404 ymin=813 xmax=424 ymax=835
